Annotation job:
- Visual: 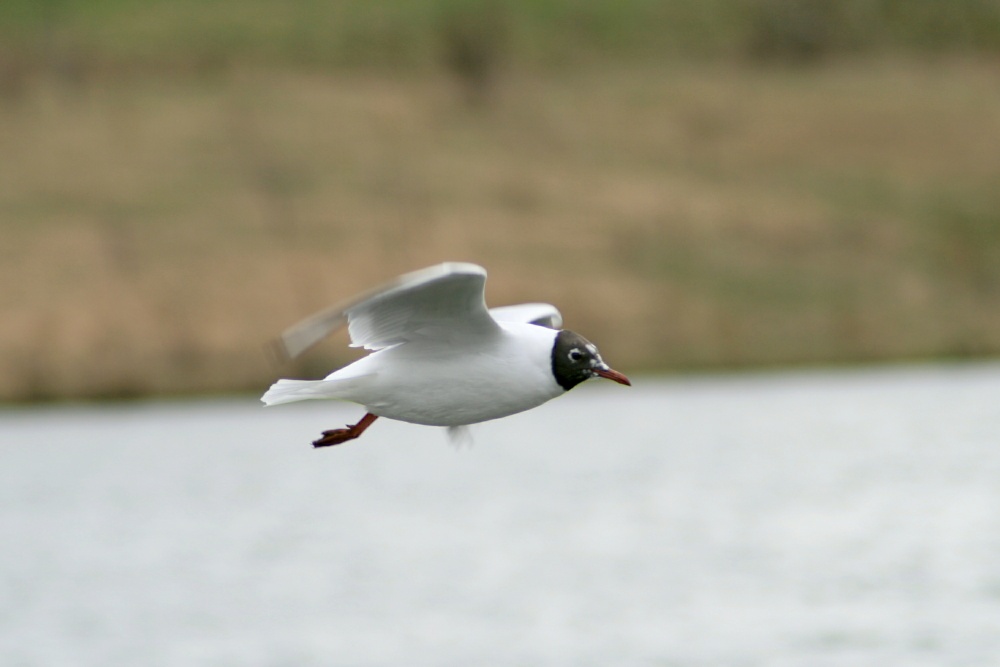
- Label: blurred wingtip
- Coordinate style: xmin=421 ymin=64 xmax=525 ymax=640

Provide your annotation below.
xmin=265 ymin=337 xmax=292 ymax=368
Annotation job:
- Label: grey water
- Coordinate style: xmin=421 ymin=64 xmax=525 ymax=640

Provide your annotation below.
xmin=2 ymin=363 xmax=1000 ymax=667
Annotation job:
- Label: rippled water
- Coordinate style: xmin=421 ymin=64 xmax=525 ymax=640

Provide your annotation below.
xmin=2 ymin=364 xmax=1000 ymax=666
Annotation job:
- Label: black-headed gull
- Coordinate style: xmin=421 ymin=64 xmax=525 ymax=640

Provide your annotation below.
xmin=262 ymin=262 xmax=630 ymax=447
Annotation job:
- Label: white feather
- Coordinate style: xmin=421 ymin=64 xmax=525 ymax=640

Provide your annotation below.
xmin=261 ymin=376 xmax=371 ymax=406
xmin=273 ymin=262 xmax=497 ymax=359
xmin=489 ymin=303 xmax=563 ymax=329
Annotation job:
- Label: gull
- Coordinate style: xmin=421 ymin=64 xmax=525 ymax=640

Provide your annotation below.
xmin=262 ymin=262 xmax=630 ymax=447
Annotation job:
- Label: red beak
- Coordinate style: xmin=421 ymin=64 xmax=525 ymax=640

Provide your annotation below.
xmin=594 ymin=367 xmax=631 ymax=386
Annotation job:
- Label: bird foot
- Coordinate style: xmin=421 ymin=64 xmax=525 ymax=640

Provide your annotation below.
xmin=312 ymin=428 xmax=356 ymax=447
xmin=312 ymin=413 xmax=378 ymax=448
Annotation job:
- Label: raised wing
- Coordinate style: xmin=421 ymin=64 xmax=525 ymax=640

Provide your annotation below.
xmin=272 ymin=262 xmax=500 ymax=359
xmin=488 ymin=303 xmax=563 ymax=329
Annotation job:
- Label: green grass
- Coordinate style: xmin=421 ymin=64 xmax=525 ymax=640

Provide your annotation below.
xmin=2 ymin=0 xmax=1000 ymax=78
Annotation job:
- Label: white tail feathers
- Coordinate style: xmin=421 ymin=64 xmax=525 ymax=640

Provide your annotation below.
xmin=261 ymin=379 xmax=350 ymax=406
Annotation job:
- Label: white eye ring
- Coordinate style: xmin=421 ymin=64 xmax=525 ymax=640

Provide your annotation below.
xmin=569 ymin=349 xmax=584 ymax=362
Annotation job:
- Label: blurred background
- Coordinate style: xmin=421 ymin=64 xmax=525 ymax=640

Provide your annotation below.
xmin=2 ymin=0 xmax=1000 ymax=401
xmin=4 ymin=2 xmax=1000 ymax=666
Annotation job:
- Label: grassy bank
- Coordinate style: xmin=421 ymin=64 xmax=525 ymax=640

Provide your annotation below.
xmin=3 ymin=56 xmax=1000 ymax=401
xmin=2 ymin=0 xmax=1000 ymax=80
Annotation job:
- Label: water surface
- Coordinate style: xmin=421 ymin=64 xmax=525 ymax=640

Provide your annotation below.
xmin=2 ymin=364 xmax=1000 ymax=666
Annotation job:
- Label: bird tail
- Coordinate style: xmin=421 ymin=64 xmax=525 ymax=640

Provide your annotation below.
xmin=261 ymin=378 xmax=360 ymax=406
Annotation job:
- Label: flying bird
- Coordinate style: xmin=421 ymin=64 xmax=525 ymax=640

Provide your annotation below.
xmin=262 ymin=262 xmax=630 ymax=447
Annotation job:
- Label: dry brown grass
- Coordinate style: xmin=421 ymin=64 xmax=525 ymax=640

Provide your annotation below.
xmin=3 ymin=58 xmax=1000 ymax=401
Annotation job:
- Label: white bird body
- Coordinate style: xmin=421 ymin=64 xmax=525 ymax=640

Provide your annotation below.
xmin=266 ymin=321 xmax=563 ymax=426
xmin=344 ymin=321 xmax=562 ymax=425
xmin=261 ymin=262 xmax=629 ymax=447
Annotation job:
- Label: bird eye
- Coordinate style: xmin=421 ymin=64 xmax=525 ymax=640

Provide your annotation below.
xmin=569 ymin=349 xmax=584 ymax=362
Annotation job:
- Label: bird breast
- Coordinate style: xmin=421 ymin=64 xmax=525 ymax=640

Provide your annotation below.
xmin=343 ymin=323 xmax=563 ymax=427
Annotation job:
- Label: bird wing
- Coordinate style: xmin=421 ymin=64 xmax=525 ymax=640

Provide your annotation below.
xmin=272 ymin=262 xmax=500 ymax=359
xmin=488 ymin=303 xmax=563 ymax=329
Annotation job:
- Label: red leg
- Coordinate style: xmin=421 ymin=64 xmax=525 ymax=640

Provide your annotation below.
xmin=312 ymin=413 xmax=378 ymax=448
